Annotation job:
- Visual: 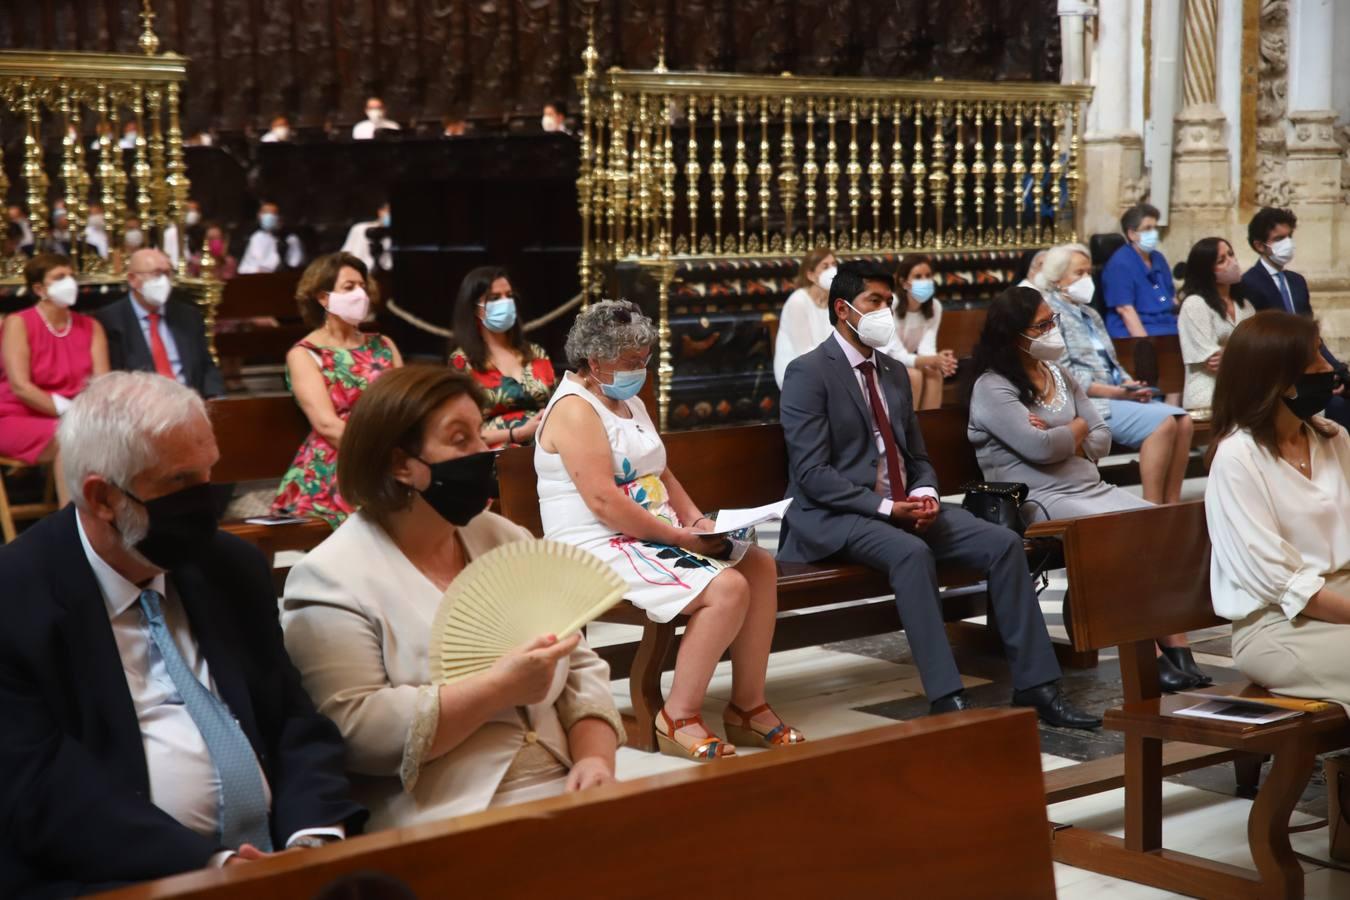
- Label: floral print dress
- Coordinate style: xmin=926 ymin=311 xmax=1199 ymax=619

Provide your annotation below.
xmin=449 ymin=342 xmax=556 ymax=447
xmin=271 ymin=335 xmax=395 ymax=527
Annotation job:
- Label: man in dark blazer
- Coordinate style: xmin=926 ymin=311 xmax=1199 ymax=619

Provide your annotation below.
xmin=778 ymin=262 xmax=1098 ymax=728
xmin=0 ymin=372 xmax=363 ymax=898
xmin=96 ymin=248 xmax=225 ymax=398
xmin=1241 ymin=207 xmax=1350 ymax=428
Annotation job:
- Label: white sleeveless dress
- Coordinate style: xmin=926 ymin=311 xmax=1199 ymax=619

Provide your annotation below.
xmin=534 ymin=375 xmax=730 ymax=623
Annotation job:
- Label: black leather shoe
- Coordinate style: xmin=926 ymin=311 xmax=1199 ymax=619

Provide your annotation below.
xmin=929 ymin=691 xmax=972 ymax=715
xmin=1012 ymin=682 xmax=1102 ymax=729
xmin=1160 ymin=645 xmax=1213 ymax=687
xmin=1158 ymin=652 xmax=1202 ymax=693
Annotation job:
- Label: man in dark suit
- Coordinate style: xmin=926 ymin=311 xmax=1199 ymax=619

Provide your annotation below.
xmin=1241 ymin=207 xmax=1350 ymax=428
xmin=778 ymin=262 xmax=1099 ymax=728
xmin=0 ymin=372 xmax=363 ymax=897
xmin=96 ymin=248 xmax=225 ymax=397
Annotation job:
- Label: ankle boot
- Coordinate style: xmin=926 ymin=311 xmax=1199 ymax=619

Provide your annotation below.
xmin=1160 ymin=645 xmax=1213 ymax=687
xmin=1157 ymin=652 xmax=1200 ymax=693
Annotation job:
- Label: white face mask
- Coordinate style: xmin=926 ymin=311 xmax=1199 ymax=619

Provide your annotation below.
xmin=844 ymin=300 xmax=896 ymax=349
xmin=46 ymin=275 xmax=78 ymax=308
xmin=138 ymin=274 xmax=172 ymax=307
xmin=1063 ymin=274 xmax=1095 ymax=305
xmin=124 ymin=228 xmax=144 ymax=249
xmin=816 ymin=265 xmax=837 ymax=291
xmin=1022 ymin=329 xmax=1066 ymax=361
xmin=184 ymin=209 xmax=202 ymax=226
xmin=366 ymin=107 xmax=384 ymax=123
xmin=541 ymin=115 xmax=560 ymax=133
xmin=1267 ymin=236 xmax=1295 ymax=267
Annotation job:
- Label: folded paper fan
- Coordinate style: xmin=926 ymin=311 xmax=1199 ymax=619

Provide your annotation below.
xmin=430 ymin=539 xmax=626 ymax=685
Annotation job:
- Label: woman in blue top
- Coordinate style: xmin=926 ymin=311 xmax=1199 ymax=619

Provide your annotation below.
xmin=1100 ymin=203 xmax=1179 ymax=338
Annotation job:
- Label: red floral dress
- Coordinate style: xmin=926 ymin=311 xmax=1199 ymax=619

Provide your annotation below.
xmin=449 ymin=342 xmax=557 ymax=447
xmin=271 ymin=335 xmax=395 ymax=527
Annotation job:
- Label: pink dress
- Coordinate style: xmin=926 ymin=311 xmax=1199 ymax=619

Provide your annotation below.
xmin=0 ymin=306 xmax=96 ymax=463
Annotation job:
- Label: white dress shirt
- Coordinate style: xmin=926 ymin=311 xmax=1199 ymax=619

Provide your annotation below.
xmin=351 ymin=118 xmax=401 ymax=140
xmin=1206 ymin=426 xmax=1350 ymax=621
xmin=830 ymin=331 xmax=940 ymax=515
xmin=340 ymin=220 xmax=392 ymax=271
xmin=238 ymin=230 xmax=304 ymax=274
xmin=74 ymin=514 xmax=341 ymax=861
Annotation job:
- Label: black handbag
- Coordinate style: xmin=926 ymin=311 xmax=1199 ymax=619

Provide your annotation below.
xmin=959 ymin=481 xmax=1030 ymax=535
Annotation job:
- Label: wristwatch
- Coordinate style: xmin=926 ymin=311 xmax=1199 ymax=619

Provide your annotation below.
xmin=289 ymin=835 xmax=339 ymax=850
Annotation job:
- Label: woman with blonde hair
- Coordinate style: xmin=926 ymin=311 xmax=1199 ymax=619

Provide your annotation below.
xmin=773 ymin=247 xmax=837 ymax=387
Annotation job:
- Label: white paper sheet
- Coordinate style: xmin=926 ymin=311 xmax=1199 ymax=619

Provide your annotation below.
xmin=1172 ymin=700 xmax=1302 ymax=725
xmin=703 ymin=498 xmax=793 ymax=536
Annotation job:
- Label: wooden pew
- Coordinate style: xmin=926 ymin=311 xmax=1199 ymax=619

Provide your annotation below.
xmin=1028 ymin=501 xmax=1350 ymax=898
xmin=497 ymin=407 xmax=1089 ymax=751
xmin=95 ymin=710 xmax=1056 ymax=900
xmin=214 ymin=273 xmax=306 ymax=375
xmin=208 ymin=396 xmax=331 ymax=575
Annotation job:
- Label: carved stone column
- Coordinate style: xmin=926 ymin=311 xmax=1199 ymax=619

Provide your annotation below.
xmin=1170 ymin=0 xmax=1233 ymax=214
xmin=1081 ymin=0 xmax=1146 ymax=236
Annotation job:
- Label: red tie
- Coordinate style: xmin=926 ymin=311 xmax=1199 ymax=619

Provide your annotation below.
xmin=146 ymin=311 xmax=175 ymax=379
xmin=857 ymin=360 xmax=905 ymax=500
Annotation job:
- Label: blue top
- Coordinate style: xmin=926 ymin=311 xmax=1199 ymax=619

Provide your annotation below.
xmin=1100 ymin=243 xmax=1178 ymax=338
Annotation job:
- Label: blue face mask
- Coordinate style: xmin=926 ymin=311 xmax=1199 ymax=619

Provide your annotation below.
xmin=909 ymin=278 xmax=936 ymax=302
xmin=1137 ymin=229 xmax=1159 ymax=252
xmin=380 ymin=212 xmax=391 ymax=228
xmin=481 ymin=297 xmax=517 ymax=333
xmin=259 ymin=212 xmax=279 ymax=232
xmin=597 ymin=367 xmax=647 ymax=401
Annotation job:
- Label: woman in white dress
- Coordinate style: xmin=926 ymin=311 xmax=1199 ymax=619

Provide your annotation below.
xmin=1177 ymin=237 xmax=1255 ymax=413
xmin=773 ymin=248 xmax=836 ymax=388
xmin=537 ymin=300 xmax=805 ymax=761
xmin=884 ymin=254 xmax=958 ymax=409
xmin=1206 ymin=311 xmax=1350 ymax=714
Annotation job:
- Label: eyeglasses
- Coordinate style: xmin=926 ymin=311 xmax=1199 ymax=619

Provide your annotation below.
xmin=1026 ymin=313 xmax=1061 ymax=335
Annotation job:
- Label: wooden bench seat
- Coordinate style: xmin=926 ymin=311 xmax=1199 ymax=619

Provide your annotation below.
xmin=95 ymin=710 xmax=1057 ymax=900
xmin=1029 ymin=500 xmax=1350 ymax=898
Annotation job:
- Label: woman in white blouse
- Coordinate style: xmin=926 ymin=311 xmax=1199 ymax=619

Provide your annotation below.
xmin=1177 ymin=237 xmax=1255 ymax=413
xmin=884 ymin=255 xmax=958 ymax=409
xmin=281 ymin=365 xmax=622 ymax=830
xmin=773 ymin=248 xmax=836 ymax=387
xmin=1206 ymin=311 xmax=1350 ymax=714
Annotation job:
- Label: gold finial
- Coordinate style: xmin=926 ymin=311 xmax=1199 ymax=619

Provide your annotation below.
xmin=138 ymin=0 xmax=160 ymax=55
xmin=582 ymin=10 xmax=598 ymax=79
xmin=654 ymin=28 xmax=667 ymax=73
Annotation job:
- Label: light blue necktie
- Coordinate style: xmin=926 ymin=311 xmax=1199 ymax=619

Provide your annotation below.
xmin=138 ymin=589 xmax=273 ymax=851
xmin=1276 ymin=271 xmax=1295 ymax=314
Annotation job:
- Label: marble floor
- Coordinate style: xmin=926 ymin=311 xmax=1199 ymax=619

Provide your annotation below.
xmin=592 ymin=477 xmax=1350 ymax=898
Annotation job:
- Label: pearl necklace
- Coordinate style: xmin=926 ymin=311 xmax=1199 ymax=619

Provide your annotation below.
xmin=37 ymin=305 xmax=72 ymax=338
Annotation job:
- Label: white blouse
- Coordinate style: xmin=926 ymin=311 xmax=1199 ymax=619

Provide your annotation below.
xmin=1177 ymin=294 xmax=1255 ymax=411
xmin=773 ymin=287 xmax=834 ymax=387
xmin=1206 ymin=425 xmax=1350 ymax=621
xmin=884 ymin=296 xmax=943 ymax=368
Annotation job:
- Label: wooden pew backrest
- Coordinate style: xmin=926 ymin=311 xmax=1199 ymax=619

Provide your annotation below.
xmin=208 ymin=396 xmax=311 ymax=484
xmin=1112 ymin=334 xmax=1186 ymax=397
xmin=936 ymin=307 xmax=987 ymax=360
xmin=98 ymin=711 xmax=1055 ymax=900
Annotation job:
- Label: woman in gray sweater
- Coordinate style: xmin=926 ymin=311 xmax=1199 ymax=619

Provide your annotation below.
xmin=966 ymin=286 xmax=1209 ymax=690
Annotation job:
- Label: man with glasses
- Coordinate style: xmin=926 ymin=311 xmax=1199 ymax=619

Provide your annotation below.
xmin=96 ymin=248 xmax=225 ymax=398
xmin=777 ymin=262 xmax=1100 ymax=729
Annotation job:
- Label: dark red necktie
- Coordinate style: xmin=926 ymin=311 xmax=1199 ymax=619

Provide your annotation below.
xmin=857 ymin=360 xmax=905 ymax=499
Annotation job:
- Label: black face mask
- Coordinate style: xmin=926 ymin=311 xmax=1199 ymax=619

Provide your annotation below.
xmin=1283 ymin=372 xmax=1337 ymax=421
xmin=119 ymin=481 xmax=220 ymax=570
xmin=415 ymin=451 xmax=499 ymax=526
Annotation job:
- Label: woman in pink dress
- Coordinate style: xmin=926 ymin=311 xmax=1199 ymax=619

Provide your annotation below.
xmin=0 ymin=253 xmax=109 ymax=504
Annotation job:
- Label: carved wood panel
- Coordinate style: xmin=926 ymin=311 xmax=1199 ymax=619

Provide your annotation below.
xmin=1 ymin=0 xmax=1059 ymax=133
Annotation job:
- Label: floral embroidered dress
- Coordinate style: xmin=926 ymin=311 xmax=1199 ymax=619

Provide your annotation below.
xmin=449 ymin=343 xmax=556 ymax=446
xmin=534 ymin=374 xmax=729 ymax=623
xmin=271 ymin=335 xmax=395 ymax=527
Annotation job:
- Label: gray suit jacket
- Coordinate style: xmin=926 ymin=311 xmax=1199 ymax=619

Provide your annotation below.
xmin=95 ymin=294 xmax=225 ymax=398
xmin=778 ymin=333 xmax=939 ymax=562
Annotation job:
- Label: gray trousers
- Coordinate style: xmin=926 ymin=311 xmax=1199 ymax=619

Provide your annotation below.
xmin=837 ymin=504 xmax=1062 ymax=700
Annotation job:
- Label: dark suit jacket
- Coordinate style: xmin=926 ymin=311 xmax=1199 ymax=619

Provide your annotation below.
xmin=96 ymin=295 xmax=225 ymax=397
xmin=1240 ymin=263 xmax=1342 ymax=367
xmin=778 ymin=333 xmax=938 ymax=563
xmin=0 ymin=507 xmax=365 ymax=899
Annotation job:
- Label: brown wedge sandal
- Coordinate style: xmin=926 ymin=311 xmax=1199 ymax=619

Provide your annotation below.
xmin=655 ymin=708 xmax=736 ymax=762
xmin=723 ymin=702 xmax=806 ymax=748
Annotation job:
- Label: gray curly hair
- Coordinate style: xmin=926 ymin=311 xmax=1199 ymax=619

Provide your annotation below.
xmin=564 ymin=299 xmax=657 ymax=370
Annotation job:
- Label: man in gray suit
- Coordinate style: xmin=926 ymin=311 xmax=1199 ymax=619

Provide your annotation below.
xmin=778 ymin=261 xmax=1099 ymax=728
xmin=96 ymin=248 xmax=225 ymax=398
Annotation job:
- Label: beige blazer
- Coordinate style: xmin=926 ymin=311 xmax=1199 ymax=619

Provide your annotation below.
xmin=280 ymin=510 xmax=622 ymax=830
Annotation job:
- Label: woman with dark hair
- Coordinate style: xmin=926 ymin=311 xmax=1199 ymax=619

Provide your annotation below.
xmin=272 ymin=251 xmax=403 ymax=526
xmin=1206 ymin=312 xmax=1350 ymax=714
xmin=773 ymin=247 xmax=837 ymax=387
xmin=1177 ymin=237 xmax=1254 ymax=413
xmin=884 ymin=254 xmax=958 ymax=410
xmin=449 ymin=266 xmax=556 ymax=448
xmin=968 ymin=287 xmax=1206 ymax=689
